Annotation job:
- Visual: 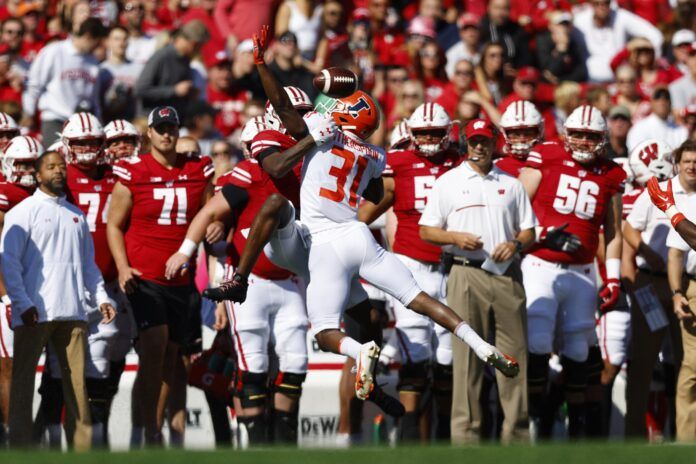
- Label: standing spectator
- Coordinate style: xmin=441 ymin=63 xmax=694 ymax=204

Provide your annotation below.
xmin=179 ymin=0 xmax=226 ymax=66
xmin=419 ymin=119 xmax=536 ymax=444
xmin=573 ymin=0 xmax=663 ymax=83
xmin=415 ymin=0 xmax=459 ymax=51
xmin=99 ymin=26 xmax=143 ymax=123
xmin=123 ymin=0 xmax=157 ymax=65
xmin=445 ymin=13 xmax=481 ymax=79
xmin=474 ymin=42 xmax=511 ymax=106
xmin=205 ymin=50 xmax=249 ymax=138
xmin=549 ymin=81 xmax=581 ymax=136
xmin=267 ymin=31 xmax=317 ymax=100
xmin=611 ymin=38 xmax=675 ymax=99
xmin=627 ymin=88 xmax=688 ymax=151
xmin=378 ymin=65 xmax=409 ymax=127
xmin=210 ymin=140 xmax=238 ymax=182
xmin=22 ymin=17 xmax=107 ymax=146
xmin=387 ymin=79 xmax=424 ymax=130
xmin=275 ymin=0 xmax=323 ymax=60
xmin=214 ymin=0 xmax=280 ymax=45
xmin=1 ymin=18 xmax=25 ymax=58
xmin=684 ymin=104 xmax=696 ymax=141
xmin=665 ymin=140 xmax=696 ymax=442
xmin=479 ymin=0 xmax=534 ymax=68
xmin=135 ymin=20 xmax=210 ymax=121
xmin=669 ymin=44 xmax=696 ymax=117
xmin=536 ymin=11 xmax=588 ymax=84
xmin=670 ymin=30 xmax=696 ymax=77
xmin=311 ymin=0 xmax=352 ymax=71
xmin=2 ymin=150 xmax=116 ymax=451
xmin=605 ymin=105 xmax=632 ymax=159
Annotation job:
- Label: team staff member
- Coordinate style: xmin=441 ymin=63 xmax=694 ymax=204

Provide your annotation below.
xmin=419 ymin=119 xmax=536 ymax=444
xmin=107 ymin=106 xmax=214 ymax=446
xmin=2 ymin=151 xmax=116 ymax=451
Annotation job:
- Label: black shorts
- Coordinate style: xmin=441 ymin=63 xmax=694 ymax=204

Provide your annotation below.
xmin=128 ymin=279 xmax=201 ymax=350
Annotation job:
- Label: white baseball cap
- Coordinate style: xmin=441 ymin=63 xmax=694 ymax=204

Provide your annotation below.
xmin=673 ymin=29 xmax=696 ymax=47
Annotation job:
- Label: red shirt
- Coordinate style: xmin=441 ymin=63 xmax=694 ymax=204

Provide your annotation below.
xmin=526 ymin=142 xmax=626 ymax=264
xmin=385 ymin=148 xmax=461 ymax=264
xmin=0 ymin=182 xmax=31 ymax=212
xmin=250 ymin=129 xmax=302 ymax=208
xmin=495 ymin=155 xmax=527 ymax=177
xmin=65 ymin=164 xmax=118 ymax=282
xmin=216 ymin=160 xmax=292 ymax=280
xmin=207 ymin=85 xmax=250 ymax=136
xmin=113 ymin=153 xmax=214 ymax=286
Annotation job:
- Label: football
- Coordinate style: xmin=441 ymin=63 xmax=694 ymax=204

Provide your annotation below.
xmin=313 ymin=67 xmax=359 ymax=98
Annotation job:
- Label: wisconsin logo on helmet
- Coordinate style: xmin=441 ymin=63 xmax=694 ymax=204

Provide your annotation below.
xmin=348 ymin=97 xmax=370 ymax=118
xmin=638 ymin=142 xmax=659 ymax=165
xmin=159 ymin=108 xmax=171 ymax=118
xmin=473 ymin=120 xmax=486 ymax=130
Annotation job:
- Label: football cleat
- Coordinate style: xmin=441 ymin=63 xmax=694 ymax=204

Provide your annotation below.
xmin=368 ymin=383 xmax=405 ymax=418
xmin=202 ymin=273 xmax=249 ymax=303
xmin=355 ymin=341 xmax=380 ymax=400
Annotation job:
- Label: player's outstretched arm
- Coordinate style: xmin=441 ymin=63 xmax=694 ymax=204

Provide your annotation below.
xmin=648 ymin=177 xmax=696 ymax=249
xmin=253 ymin=24 xmax=308 ymax=140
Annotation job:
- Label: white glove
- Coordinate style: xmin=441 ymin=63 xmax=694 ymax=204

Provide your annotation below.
xmin=310 ymin=117 xmax=338 ymax=146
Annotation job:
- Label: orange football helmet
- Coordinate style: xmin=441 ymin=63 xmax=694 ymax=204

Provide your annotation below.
xmin=330 ymin=91 xmax=381 ymax=140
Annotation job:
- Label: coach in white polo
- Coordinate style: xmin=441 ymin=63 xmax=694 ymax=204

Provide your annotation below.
xmin=419 ymin=119 xmax=536 ymax=444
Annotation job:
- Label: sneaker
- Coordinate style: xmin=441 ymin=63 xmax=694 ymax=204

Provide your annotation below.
xmin=369 ymin=383 xmax=405 ymax=418
xmin=202 ymin=273 xmax=248 ymax=302
xmin=355 ymin=341 xmax=380 ymax=400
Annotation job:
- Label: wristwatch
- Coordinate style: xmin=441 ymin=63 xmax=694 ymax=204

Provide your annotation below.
xmin=512 ymin=239 xmax=523 ymax=253
xmin=672 ymin=289 xmax=684 ymax=297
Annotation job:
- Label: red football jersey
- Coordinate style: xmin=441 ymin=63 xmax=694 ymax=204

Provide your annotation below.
xmin=526 ymin=142 xmax=626 ymax=264
xmin=207 ymin=85 xmax=249 ymax=136
xmin=250 ymin=129 xmax=302 ymax=208
xmin=216 ymin=160 xmax=293 ymax=280
xmin=385 ymin=148 xmax=461 ymax=264
xmin=113 ymin=153 xmax=214 ymax=286
xmin=495 ymin=155 xmax=527 ymax=178
xmin=0 ymin=182 xmax=31 ymax=212
xmin=66 ymin=164 xmax=118 ymax=282
xmin=621 ymin=186 xmax=644 ymax=220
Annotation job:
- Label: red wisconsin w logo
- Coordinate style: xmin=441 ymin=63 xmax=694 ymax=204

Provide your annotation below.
xmin=159 ymin=108 xmax=171 ymax=117
xmin=498 ymin=189 xmax=505 ymax=195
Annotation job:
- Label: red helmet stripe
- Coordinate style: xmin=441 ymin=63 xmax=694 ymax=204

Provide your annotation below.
xmin=587 ymin=105 xmax=593 ymax=125
xmin=0 ymin=113 xmax=6 ymax=125
xmin=86 ymin=113 xmax=92 ymax=132
xmin=78 ymin=113 xmax=86 ymax=132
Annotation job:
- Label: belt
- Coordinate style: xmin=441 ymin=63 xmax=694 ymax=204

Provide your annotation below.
xmin=451 ymin=256 xmax=485 ymax=269
xmin=638 ymin=267 xmax=667 ymax=277
xmin=688 ymin=274 xmax=696 ymax=282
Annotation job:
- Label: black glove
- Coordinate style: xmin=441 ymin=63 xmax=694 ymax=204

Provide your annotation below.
xmin=539 ymin=223 xmax=582 ymax=253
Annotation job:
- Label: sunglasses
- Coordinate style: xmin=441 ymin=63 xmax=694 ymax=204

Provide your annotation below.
xmin=178 ymin=150 xmax=200 ymax=157
xmin=153 ymin=124 xmax=178 ymax=135
xmin=213 ymin=149 xmax=231 ymax=156
xmin=280 ymin=37 xmax=297 ymax=44
xmin=3 ymin=28 xmax=23 ymax=36
xmin=420 ymin=51 xmax=439 ymax=58
xmin=388 ymin=76 xmax=408 ymax=83
xmin=455 ymin=69 xmax=473 ymax=76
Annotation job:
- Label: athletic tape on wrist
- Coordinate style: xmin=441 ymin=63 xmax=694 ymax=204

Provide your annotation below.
xmin=178 ymin=238 xmax=198 ymax=258
xmin=605 ymin=258 xmax=621 ymax=281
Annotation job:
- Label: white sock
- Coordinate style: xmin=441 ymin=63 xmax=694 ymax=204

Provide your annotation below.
xmin=454 ymin=322 xmax=491 ymax=360
xmin=338 ymin=337 xmax=362 ymax=360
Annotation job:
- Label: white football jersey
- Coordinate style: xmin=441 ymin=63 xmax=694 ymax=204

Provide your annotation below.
xmin=300 ymin=115 xmax=386 ymax=233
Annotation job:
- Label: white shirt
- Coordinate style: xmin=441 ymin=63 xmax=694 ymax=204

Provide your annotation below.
xmin=0 ymin=189 xmax=110 ymax=327
xmin=300 ymin=118 xmax=386 ymax=236
xmin=445 ymin=43 xmax=480 ymax=79
xmin=626 ymin=113 xmax=688 ymax=153
xmin=418 ymin=161 xmax=538 ymax=260
xmin=573 ymin=7 xmax=663 ymax=83
xmin=669 ymin=74 xmax=696 ymax=112
xmin=665 ymin=178 xmax=696 ymax=274
xmin=22 ymin=38 xmax=101 ymax=121
xmin=126 ymin=34 xmax=157 ymax=65
xmin=626 ymin=186 xmax=672 ymax=268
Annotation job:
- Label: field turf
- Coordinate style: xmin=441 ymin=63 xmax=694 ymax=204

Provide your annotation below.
xmin=1 ymin=443 xmax=694 ymax=464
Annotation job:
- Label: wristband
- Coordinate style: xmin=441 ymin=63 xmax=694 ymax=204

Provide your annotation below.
xmin=178 ymin=238 xmax=198 ymax=258
xmin=671 ymin=212 xmax=686 ymax=228
xmin=1 ymin=295 xmax=10 ymax=306
xmin=605 ymin=258 xmax=621 ymax=281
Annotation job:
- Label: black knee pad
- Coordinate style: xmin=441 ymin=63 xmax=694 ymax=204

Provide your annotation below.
xmin=238 ymin=414 xmax=267 ymax=445
xmin=272 ymin=410 xmax=298 ymax=445
xmin=397 ymin=362 xmax=429 ymax=393
xmin=432 ymin=363 xmax=453 ymax=398
xmin=586 ymin=345 xmax=603 ymax=387
xmin=344 ymin=299 xmax=384 ymax=345
xmin=561 ymin=356 xmax=588 ymax=397
xmin=235 ymin=371 xmax=268 ymax=409
xmin=273 ymin=372 xmax=306 ymax=401
xmin=527 ymin=353 xmax=550 ymax=392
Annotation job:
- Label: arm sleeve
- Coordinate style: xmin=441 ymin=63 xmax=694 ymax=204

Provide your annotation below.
xmin=134 ymin=53 xmax=176 ymax=100
xmin=418 ymin=179 xmax=447 ymax=228
xmin=0 ymin=209 xmax=33 ymax=312
xmin=221 ymin=184 xmax=250 ymax=211
xmin=80 ymin=219 xmax=110 ymax=308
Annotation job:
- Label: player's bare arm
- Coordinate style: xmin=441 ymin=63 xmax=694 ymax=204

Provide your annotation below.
xmin=519 ymin=166 xmax=543 ymax=199
xmin=260 ymin=135 xmax=318 ymax=179
xmin=106 ymin=181 xmax=141 ymax=294
xmin=598 ymin=192 xmax=623 ymax=312
xmin=623 ymin=220 xmax=664 ymax=272
xmin=357 ymin=176 xmax=395 ymax=224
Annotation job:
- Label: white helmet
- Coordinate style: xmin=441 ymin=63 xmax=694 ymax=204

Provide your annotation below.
xmin=240 ymin=116 xmax=268 ymax=158
xmin=61 ymin=112 xmax=105 ymax=165
xmin=0 ymin=112 xmax=20 ymax=153
xmin=408 ymin=102 xmax=451 ymax=156
xmin=389 ymin=119 xmax=411 ymax=150
xmin=500 ymin=100 xmax=543 ymax=159
xmin=265 ymin=86 xmax=314 ymax=133
xmin=104 ymin=119 xmax=141 ymax=161
xmin=2 ymin=136 xmax=43 ymax=187
xmin=629 ymin=139 xmax=674 ymax=186
xmin=563 ymin=105 xmax=607 ymax=163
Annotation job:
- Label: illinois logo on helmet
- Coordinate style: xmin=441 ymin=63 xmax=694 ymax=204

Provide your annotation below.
xmin=2 ymin=136 xmax=43 ymax=187
xmin=326 ymin=90 xmax=381 ymax=140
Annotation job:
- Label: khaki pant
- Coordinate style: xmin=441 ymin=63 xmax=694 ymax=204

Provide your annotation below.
xmin=625 ymin=271 xmax=682 ymax=438
xmin=676 ymin=279 xmax=696 ymax=442
xmin=448 ymin=264 xmax=529 ymax=444
xmin=9 ymin=320 xmax=92 ymax=450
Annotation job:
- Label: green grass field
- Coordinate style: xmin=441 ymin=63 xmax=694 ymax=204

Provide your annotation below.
xmin=2 ymin=443 xmax=695 ymax=464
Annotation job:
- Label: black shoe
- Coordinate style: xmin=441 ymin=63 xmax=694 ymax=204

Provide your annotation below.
xmin=203 ymin=274 xmax=249 ymax=302
xmin=368 ymin=383 xmax=405 ymax=418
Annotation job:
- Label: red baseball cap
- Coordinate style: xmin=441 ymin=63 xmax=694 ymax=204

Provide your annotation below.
xmin=465 ymin=119 xmax=495 ymax=139
xmin=516 ymin=66 xmax=540 ymax=83
xmin=457 ymin=13 xmax=480 ymax=29
xmin=204 ymin=49 xmax=231 ymax=68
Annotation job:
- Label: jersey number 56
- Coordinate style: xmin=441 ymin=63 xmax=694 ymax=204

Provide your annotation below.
xmin=552 ymin=174 xmax=599 ymax=220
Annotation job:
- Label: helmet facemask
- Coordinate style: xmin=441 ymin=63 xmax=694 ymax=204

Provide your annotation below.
xmin=2 ymin=157 xmax=36 ymax=187
xmin=65 ymin=137 xmax=105 ymax=167
xmin=503 ymin=126 xmax=541 ymax=159
xmin=106 ymin=135 xmax=140 ymax=162
xmin=565 ymin=130 xmax=605 ymax=164
xmin=411 ymin=127 xmax=449 ymax=156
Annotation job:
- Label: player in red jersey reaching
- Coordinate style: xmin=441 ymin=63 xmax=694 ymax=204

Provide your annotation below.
xmin=358 ymin=102 xmax=461 ymax=441
xmin=518 ymin=104 xmax=626 ymax=439
xmin=107 ymin=106 xmax=214 ymax=446
xmin=0 ymin=135 xmax=41 ymax=443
